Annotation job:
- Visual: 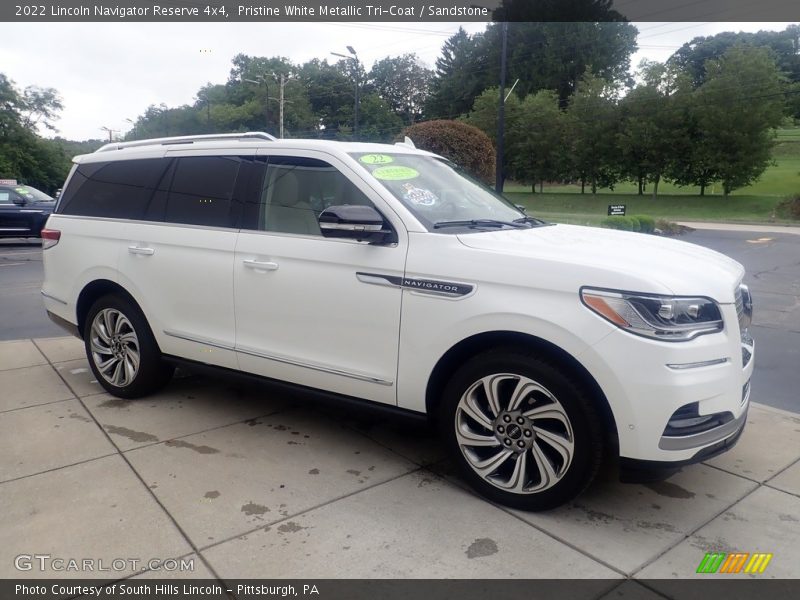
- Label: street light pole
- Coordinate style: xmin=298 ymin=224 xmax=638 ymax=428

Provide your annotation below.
xmin=332 ymin=47 xmax=360 ymax=140
xmin=243 ymin=76 xmax=271 ymax=133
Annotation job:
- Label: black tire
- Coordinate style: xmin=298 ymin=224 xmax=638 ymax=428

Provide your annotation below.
xmin=439 ymin=348 xmax=604 ymax=511
xmin=83 ymin=294 xmax=174 ymax=399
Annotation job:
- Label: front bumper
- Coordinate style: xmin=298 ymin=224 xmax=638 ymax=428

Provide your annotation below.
xmin=619 ymin=412 xmax=747 ymax=482
xmin=579 ymin=301 xmax=754 ymax=463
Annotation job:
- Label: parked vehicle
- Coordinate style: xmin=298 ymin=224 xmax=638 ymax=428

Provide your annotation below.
xmin=0 ymin=180 xmax=55 ymax=238
xmin=41 ymin=133 xmax=754 ymax=510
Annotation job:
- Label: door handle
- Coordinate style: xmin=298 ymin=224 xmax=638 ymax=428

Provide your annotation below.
xmin=128 ymin=245 xmax=155 ymax=256
xmin=243 ymin=259 xmax=279 ymax=271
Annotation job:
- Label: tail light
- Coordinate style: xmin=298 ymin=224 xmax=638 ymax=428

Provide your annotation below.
xmin=41 ymin=228 xmax=61 ymax=249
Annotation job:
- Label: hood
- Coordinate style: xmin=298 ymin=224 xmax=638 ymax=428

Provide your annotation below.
xmin=456 ymin=224 xmax=744 ymax=303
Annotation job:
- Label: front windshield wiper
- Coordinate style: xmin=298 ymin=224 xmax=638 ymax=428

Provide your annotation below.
xmin=513 ymin=215 xmax=551 ymax=227
xmin=433 ymin=219 xmax=529 ymax=230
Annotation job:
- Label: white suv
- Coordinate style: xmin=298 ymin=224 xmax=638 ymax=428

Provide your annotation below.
xmin=41 ymin=132 xmax=754 ymax=510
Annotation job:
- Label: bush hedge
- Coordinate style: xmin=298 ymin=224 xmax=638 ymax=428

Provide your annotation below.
xmin=601 ymin=214 xmax=658 ymax=233
xmin=402 ymin=120 xmax=495 ymax=184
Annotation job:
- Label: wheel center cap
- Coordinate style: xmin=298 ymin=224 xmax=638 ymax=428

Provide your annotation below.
xmin=506 ymin=424 xmax=522 ymax=439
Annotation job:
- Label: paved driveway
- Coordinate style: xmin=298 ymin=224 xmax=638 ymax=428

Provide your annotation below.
xmin=2 ymin=336 xmax=799 ymax=588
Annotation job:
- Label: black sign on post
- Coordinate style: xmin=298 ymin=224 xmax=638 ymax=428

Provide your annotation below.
xmin=608 ymin=204 xmax=626 ymax=216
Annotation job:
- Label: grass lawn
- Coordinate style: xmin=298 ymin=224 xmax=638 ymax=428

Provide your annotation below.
xmin=503 ymin=128 xmax=800 ymax=225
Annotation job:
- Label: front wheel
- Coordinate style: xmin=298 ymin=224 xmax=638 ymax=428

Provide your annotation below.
xmin=84 ymin=295 xmax=174 ymax=399
xmin=440 ymin=349 xmax=604 ymax=511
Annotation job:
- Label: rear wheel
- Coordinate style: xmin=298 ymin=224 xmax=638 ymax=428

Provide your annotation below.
xmin=84 ymin=295 xmax=173 ymax=398
xmin=440 ymin=349 xmax=604 ymax=511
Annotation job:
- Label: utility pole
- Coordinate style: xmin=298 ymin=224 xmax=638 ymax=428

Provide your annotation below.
xmin=278 ymin=74 xmax=285 ymax=139
xmin=100 ymin=126 xmax=118 ymax=141
xmin=496 ymin=21 xmax=508 ymax=193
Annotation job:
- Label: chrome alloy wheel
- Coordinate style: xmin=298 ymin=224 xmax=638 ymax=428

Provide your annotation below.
xmin=455 ymin=373 xmax=575 ymax=494
xmin=89 ymin=308 xmax=140 ymax=388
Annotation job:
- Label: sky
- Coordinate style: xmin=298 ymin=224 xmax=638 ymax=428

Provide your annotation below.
xmin=0 ymin=21 xmax=795 ymax=141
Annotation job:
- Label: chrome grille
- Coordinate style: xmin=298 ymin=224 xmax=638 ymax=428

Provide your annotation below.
xmin=735 ymin=287 xmax=744 ymax=327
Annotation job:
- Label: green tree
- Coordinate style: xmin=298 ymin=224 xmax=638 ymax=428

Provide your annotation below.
xmin=566 ymin=72 xmax=621 ymax=194
xmin=479 ymin=22 xmax=638 ymax=105
xmin=463 ymin=87 xmax=523 ymax=187
xmin=617 ymin=61 xmax=691 ymax=198
xmin=0 ymin=73 xmax=70 ymax=193
xmin=368 ymin=54 xmax=433 ymax=125
xmin=674 ymin=45 xmax=785 ymax=196
xmin=509 ymin=90 xmax=567 ymax=192
xmin=353 ymin=94 xmax=403 ymax=142
xmin=426 ymin=27 xmax=488 ymax=119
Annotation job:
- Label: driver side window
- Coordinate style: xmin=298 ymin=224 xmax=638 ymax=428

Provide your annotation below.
xmin=259 ymin=156 xmax=373 ymax=236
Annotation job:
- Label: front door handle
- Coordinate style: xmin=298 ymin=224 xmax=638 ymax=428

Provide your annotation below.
xmin=128 ymin=245 xmax=155 ymax=256
xmin=243 ymin=259 xmax=279 ymax=271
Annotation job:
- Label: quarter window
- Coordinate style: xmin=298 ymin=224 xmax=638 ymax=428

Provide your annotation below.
xmin=57 ymin=158 xmax=171 ymax=219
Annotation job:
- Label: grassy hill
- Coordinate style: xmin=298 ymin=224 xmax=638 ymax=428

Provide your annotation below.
xmin=506 ymin=127 xmax=800 ymax=225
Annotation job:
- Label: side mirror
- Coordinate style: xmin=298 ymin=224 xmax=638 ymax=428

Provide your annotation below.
xmin=319 ymin=205 xmax=396 ymax=244
xmin=12 ymin=196 xmax=26 ymax=206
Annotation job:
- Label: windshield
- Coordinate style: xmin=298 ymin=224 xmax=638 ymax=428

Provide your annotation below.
xmin=17 ymin=185 xmax=54 ymax=202
xmin=350 ymin=152 xmax=537 ymax=232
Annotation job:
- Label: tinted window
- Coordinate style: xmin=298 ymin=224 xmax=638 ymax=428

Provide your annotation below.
xmin=0 ymin=190 xmax=12 ymax=204
xmin=58 ymin=158 xmax=171 ymax=219
xmin=165 ymin=156 xmax=240 ymax=227
xmin=252 ymin=156 xmax=373 ymax=235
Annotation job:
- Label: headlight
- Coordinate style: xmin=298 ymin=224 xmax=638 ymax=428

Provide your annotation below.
xmin=581 ymin=287 xmax=723 ymax=341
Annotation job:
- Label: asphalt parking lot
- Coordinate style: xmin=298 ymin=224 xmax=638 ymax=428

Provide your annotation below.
xmin=1 ymin=226 xmax=799 ymax=588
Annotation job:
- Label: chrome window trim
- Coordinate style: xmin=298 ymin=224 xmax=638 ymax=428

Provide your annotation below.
xmin=50 ymin=213 xmax=239 ymax=234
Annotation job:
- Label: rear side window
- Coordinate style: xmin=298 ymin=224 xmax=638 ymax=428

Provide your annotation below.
xmin=164 ymin=156 xmax=241 ymax=227
xmin=57 ymin=158 xmax=171 ymax=219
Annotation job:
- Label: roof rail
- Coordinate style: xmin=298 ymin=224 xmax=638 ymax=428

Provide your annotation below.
xmin=95 ymin=132 xmax=277 ymax=153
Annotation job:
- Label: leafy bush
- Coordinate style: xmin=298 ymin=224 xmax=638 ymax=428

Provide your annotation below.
xmin=655 ymin=219 xmax=693 ymax=236
xmin=402 ymin=120 xmax=495 ymax=184
xmin=601 ymin=217 xmax=634 ymax=231
xmin=627 ymin=216 xmax=642 ymax=232
xmin=632 ymin=214 xmax=656 ymax=233
xmin=777 ymin=194 xmax=800 ymax=219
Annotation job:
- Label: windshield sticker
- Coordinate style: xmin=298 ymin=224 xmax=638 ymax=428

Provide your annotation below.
xmin=359 ymin=154 xmax=394 ymax=165
xmin=372 ymin=166 xmax=419 ymax=181
xmin=401 ymin=183 xmax=438 ymax=206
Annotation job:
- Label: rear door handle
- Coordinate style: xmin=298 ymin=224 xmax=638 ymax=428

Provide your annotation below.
xmin=128 ymin=245 xmax=155 ymax=256
xmin=243 ymin=259 xmax=279 ymax=271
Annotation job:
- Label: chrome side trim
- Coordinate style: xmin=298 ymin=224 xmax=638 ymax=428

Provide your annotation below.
xmin=666 ymin=358 xmax=730 ymax=370
xmin=356 ymin=272 xmax=475 ymax=299
xmin=659 ymin=408 xmax=748 ymax=451
xmin=163 ymin=329 xmax=235 ymax=351
xmin=236 ymin=344 xmax=394 ymax=387
xmin=40 ymin=290 xmax=67 ymax=305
